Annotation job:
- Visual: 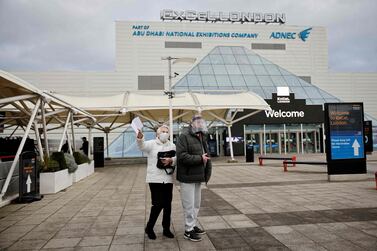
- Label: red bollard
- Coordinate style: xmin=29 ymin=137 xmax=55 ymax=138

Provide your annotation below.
xmin=292 ymin=155 xmax=296 ymax=167
xmin=259 ymin=158 xmax=263 ymax=166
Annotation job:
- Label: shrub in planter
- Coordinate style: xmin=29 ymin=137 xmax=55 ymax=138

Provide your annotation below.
xmin=40 ymin=156 xmax=60 ymax=173
xmin=50 ymin=152 xmax=68 ymax=171
xmin=64 ymin=153 xmax=78 ymax=173
xmin=73 ymin=152 xmax=90 ymax=165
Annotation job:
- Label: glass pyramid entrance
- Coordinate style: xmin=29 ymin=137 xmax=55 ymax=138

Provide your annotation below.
xmin=173 ymin=46 xmax=341 ymax=105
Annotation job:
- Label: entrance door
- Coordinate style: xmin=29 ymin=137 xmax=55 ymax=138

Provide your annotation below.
xmin=266 ymin=132 xmax=279 ymax=154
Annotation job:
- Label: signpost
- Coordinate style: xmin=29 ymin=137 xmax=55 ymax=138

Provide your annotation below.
xmin=324 ymin=103 xmax=366 ymax=175
xmin=364 ymin=120 xmax=373 ymax=154
xmin=19 ymin=151 xmax=42 ymax=203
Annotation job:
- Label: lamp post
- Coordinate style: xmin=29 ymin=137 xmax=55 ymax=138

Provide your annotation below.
xmin=162 ymin=56 xmax=196 ymax=140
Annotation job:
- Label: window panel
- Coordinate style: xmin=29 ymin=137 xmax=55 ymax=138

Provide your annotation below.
xmin=232 ymin=47 xmax=246 ymax=54
xmin=264 ymin=64 xmax=282 ymax=75
xmin=270 ymin=75 xmax=287 ymax=86
xmin=187 ymin=75 xmax=202 ymax=86
xmin=252 ymin=65 xmax=268 ymax=75
xmin=235 ymin=55 xmax=250 ymax=64
xmin=257 ymin=76 xmax=274 ymax=86
xmin=229 ymin=75 xmax=246 ymax=86
xmin=219 ymin=47 xmax=233 ymax=54
xmin=239 ymin=65 xmax=254 ymax=75
xmin=215 ymin=75 xmax=232 ymax=87
xmin=225 ymin=65 xmax=241 ymax=75
xmin=250 ymin=87 xmax=267 ymax=98
xmin=247 ymin=55 xmax=263 ymax=64
xmin=201 ymin=75 xmax=218 ymax=87
xmin=222 ymin=54 xmax=237 ymax=64
xmin=199 ymin=64 xmax=214 ymax=74
xmin=212 ymin=65 xmax=227 ymax=75
xmin=209 ymin=55 xmax=224 ymax=64
xmin=243 ymin=75 xmax=260 ymax=86
xmin=303 ymin=87 xmax=323 ymax=99
xmin=283 ymin=75 xmax=301 ymax=86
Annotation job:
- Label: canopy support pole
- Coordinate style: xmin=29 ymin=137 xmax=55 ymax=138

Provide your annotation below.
xmin=41 ymin=100 xmax=49 ymax=157
xmin=227 ymin=124 xmax=236 ymax=162
xmin=88 ymin=126 xmax=92 ymax=160
xmin=0 ymin=98 xmax=41 ymax=201
xmin=70 ymin=113 xmax=76 ymax=151
xmin=58 ymin=111 xmax=71 ymax=152
xmin=33 ymin=120 xmax=44 ymax=163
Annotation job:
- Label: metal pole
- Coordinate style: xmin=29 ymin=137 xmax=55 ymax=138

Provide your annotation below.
xmin=106 ymin=131 xmax=109 ymax=158
xmin=300 ymin=124 xmax=304 ymax=154
xmin=263 ymin=124 xmax=266 ymax=155
xmin=0 ymin=98 xmax=41 ymax=200
xmin=58 ymin=112 xmax=71 ymax=152
xmin=314 ymin=128 xmax=318 ymax=153
xmin=40 ymin=100 xmax=49 ymax=157
xmin=283 ymin=124 xmax=287 ymax=154
xmin=66 ymin=131 xmax=73 ymax=155
xmin=215 ymin=127 xmax=220 ymax=156
xmin=168 ymin=57 xmax=174 ymax=141
xmin=33 ymin=121 xmax=44 ymax=162
xmin=227 ymin=125 xmax=235 ymax=161
xmin=322 ymin=123 xmax=326 ymax=154
xmin=70 ymin=113 xmax=76 ymax=151
xmin=88 ymin=126 xmax=92 ymax=160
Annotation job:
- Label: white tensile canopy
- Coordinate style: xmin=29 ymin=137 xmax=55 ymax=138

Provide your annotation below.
xmin=0 ymin=69 xmax=271 ymax=203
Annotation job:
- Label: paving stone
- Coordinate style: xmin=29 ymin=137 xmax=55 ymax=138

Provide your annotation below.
xmin=7 ymin=239 xmax=47 ymax=250
xmin=78 ymin=236 xmax=113 ymax=247
xmin=43 ymin=237 xmax=82 ymax=249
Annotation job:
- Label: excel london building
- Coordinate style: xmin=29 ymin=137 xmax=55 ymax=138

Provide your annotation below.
xmin=11 ymin=10 xmax=377 ymax=157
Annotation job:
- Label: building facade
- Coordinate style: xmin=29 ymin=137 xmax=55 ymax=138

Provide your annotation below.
xmin=10 ymin=17 xmax=377 ymax=156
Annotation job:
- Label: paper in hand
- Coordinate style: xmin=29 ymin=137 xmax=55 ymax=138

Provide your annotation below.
xmin=131 ymin=117 xmax=143 ymax=133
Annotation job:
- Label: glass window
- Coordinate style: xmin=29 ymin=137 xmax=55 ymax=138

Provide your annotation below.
xmin=222 ymin=54 xmax=237 ymax=64
xmin=303 ymin=87 xmax=323 ymax=99
xmin=209 ymin=55 xmax=224 ymax=64
xmin=225 ymin=65 xmax=241 ymax=75
xmin=264 ymin=64 xmax=282 ymax=75
xmin=263 ymin=87 xmax=276 ymax=99
xmin=290 ymin=86 xmax=308 ymax=99
xmin=318 ymin=89 xmax=336 ymax=99
xmin=278 ymin=67 xmax=292 ymax=75
xmin=243 ymin=75 xmax=260 ymax=86
xmin=299 ymin=78 xmax=312 ymax=87
xmin=199 ymin=64 xmax=214 ymax=74
xmin=229 ymin=75 xmax=246 ymax=86
xmin=215 ymin=75 xmax=232 ymax=87
xmin=249 ymin=87 xmax=266 ymax=98
xmin=309 ymin=98 xmax=326 ymax=105
xmin=283 ymin=75 xmax=301 ymax=86
xmin=201 ymin=75 xmax=218 ymax=87
xmin=252 ymin=65 xmax=268 ymax=75
xmin=270 ymin=76 xmax=287 ymax=86
xmin=212 ymin=64 xmax=227 ymax=75
xmin=232 ymin=47 xmax=245 ymax=54
xmin=189 ymin=66 xmax=200 ymax=75
xmin=200 ymin=56 xmax=211 ymax=64
xmin=187 ymin=75 xmax=202 ymax=86
xmin=174 ymin=77 xmax=187 ymax=87
xmin=325 ymin=98 xmax=340 ymax=103
xmin=239 ymin=65 xmax=254 ymax=75
xmin=247 ymin=55 xmax=263 ymax=64
xmin=219 ymin=47 xmax=233 ymax=54
xmin=260 ymin=57 xmax=272 ymax=64
xmin=210 ymin=47 xmax=221 ymax=54
xmin=235 ymin=55 xmax=250 ymax=64
xmin=257 ymin=76 xmax=274 ymax=86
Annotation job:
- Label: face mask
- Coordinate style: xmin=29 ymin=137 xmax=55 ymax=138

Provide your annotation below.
xmin=158 ymin=132 xmax=169 ymax=143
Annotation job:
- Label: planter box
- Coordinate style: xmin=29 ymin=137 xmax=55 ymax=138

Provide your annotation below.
xmin=73 ymin=161 xmax=94 ymax=183
xmin=40 ymin=168 xmax=73 ymax=194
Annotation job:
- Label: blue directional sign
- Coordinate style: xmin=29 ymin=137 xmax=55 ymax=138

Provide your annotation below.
xmin=328 ymin=104 xmax=365 ymax=160
xmin=325 ymin=103 xmax=366 ymax=175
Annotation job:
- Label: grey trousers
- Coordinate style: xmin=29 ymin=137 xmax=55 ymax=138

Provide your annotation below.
xmin=180 ymin=182 xmax=201 ymax=232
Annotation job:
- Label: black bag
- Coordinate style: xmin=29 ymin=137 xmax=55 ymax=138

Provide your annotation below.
xmin=157 ymin=150 xmax=176 ymax=175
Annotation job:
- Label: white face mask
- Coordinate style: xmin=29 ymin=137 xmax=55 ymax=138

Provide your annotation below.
xmin=158 ymin=132 xmax=169 ymax=143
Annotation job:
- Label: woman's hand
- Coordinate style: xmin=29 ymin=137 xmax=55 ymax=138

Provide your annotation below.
xmin=161 ymin=157 xmax=172 ymax=166
xmin=136 ymin=130 xmax=144 ymax=139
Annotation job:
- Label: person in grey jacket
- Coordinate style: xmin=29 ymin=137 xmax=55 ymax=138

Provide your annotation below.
xmin=176 ymin=114 xmax=212 ymax=242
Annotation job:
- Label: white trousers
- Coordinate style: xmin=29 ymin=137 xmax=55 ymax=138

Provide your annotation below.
xmin=180 ymin=182 xmax=201 ymax=232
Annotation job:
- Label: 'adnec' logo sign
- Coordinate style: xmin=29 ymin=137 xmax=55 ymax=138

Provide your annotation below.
xmin=270 ymin=27 xmax=312 ymax=42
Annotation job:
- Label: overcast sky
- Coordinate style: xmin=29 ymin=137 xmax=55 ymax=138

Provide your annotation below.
xmin=0 ymin=0 xmax=376 ymax=72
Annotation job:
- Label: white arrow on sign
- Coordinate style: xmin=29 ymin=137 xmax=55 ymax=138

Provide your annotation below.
xmin=26 ymin=174 xmax=31 ymax=193
xmin=352 ymin=139 xmax=360 ymax=156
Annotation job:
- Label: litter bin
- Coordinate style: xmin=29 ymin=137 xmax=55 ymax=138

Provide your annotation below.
xmin=246 ymin=144 xmax=254 ymax=162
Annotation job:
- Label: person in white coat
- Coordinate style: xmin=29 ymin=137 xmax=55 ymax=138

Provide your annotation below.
xmin=136 ymin=125 xmax=176 ymax=240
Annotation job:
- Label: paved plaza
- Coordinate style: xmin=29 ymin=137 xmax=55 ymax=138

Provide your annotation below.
xmin=0 ymin=154 xmax=377 ymax=250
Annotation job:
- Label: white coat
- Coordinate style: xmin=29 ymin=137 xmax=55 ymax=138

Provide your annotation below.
xmin=136 ymin=136 xmax=176 ymax=184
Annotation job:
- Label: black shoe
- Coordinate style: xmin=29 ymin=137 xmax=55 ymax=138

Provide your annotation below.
xmin=184 ymin=230 xmax=202 ymax=242
xmin=193 ymin=226 xmax=206 ymax=235
xmin=145 ymin=227 xmax=156 ymax=240
xmin=163 ymin=228 xmax=175 ymax=238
